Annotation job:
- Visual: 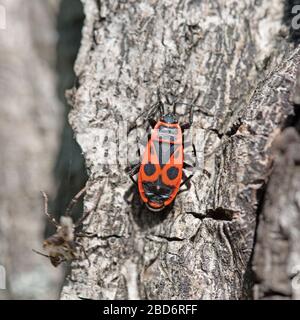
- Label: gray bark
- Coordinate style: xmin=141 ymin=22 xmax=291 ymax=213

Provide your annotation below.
xmin=252 ymin=126 xmax=300 ymax=299
xmin=0 ymin=0 xmax=63 ymax=299
xmin=61 ymin=0 xmax=300 ymax=300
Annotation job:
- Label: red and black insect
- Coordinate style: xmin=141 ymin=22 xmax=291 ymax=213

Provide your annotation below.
xmin=128 ymin=96 xmax=197 ymax=212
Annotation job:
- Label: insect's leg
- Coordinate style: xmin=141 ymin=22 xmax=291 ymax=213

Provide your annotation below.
xmin=128 ymin=103 xmax=157 ymax=133
xmin=147 ymin=102 xmax=165 ymax=129
xmin=128 ymin=162 xmax=141 ymax=186
xmin=189 ymin=143 xmax=198 ymax=168
xmin=181 ymin=143 xmax=198 ymax=187
xmin=158 ymin=101 xmax=164 ymax=117
xmin=127 ymin=128 xmax=152 ymax=185
xmin=126 ymin=133 xmax=141 ymax=175
xmin=32 ymin=249 xmax=51 ymax=259
xmin=65 ymin=185 xmax=88 ymax=216
xmin=148 ymin=118 xmax=157 ymax=129
xmin=148 ymin=89 xmax=165 ymax=119
xmin=74 ymin=188 xmax=101 ymax=228
xmin=126 ymin=129 xmax=143 ymax=182
xmin=74 ymin=210 xmax=92 ymax=229
xmin=173 ymin=100 xmax=177 ymax=115
xmin=188 ymin=101 xmax=194 ymax=127
xmin=180 ymin=173 xmax=194 ymax=187
xmin=76 ymin=241 xmax=91 ymax=267
xmin=146 ymin=101 xmax=164 ymax=123
xmin=156 ymin=88 xmax=165 ymax=117
xmin=128 ymin=121 xmax=152 ymax=173
xmin=41 ymin=191 xmax=59 ymax=227
xmin=180 ymin=103 xmax=193 ymax=131
xmin=128 ymin=90 xmax=164 ymax=133
xmin=183 ymin=162 xmax=193 ymax=170
xmin=182 ymin=166 xmax=197 ymax=183
xmin=179 ymin=92 xmax=202 ymax=131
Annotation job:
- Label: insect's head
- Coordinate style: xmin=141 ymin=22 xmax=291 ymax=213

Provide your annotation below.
xmin=160 ymin=113 xmax=178 ymax=124
xmin=50 ymin=255 xmax=64 ymax=267
xmin=146 ymin=202 xmax=165 ymax=212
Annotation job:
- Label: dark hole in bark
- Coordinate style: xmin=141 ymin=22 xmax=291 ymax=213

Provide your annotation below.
xmin=206 ymin=207 xmax=236 ymax=221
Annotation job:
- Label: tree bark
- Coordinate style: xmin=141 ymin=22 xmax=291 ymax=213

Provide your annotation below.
xmin=252 ymin=126 xmax=300 ymax=299
xmin=61 ymin=0 xmax=300 ymax=300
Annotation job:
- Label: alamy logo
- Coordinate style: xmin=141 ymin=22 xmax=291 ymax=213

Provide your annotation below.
xmin=0 ymin=5 xmax=6 ymax=30
xmin=0 ymin=265 xmax=6 ymax=289
xmin=292 ymin=5 xmax=300 ymax=30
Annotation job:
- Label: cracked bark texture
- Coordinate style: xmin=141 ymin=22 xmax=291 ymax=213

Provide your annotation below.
xmin=61 ymin=0 xmax=300 ymax=299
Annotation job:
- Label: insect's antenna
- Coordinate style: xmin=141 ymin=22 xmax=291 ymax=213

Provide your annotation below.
xmin=157 ymin=88 xmax=162 ymax=104
xmin=32 ymin=249 xmax=51 ymax=259
xmin=189 ymin=90 xmax=201 ymax=124
xmin=155 ymin=88 xmax=165 ymax=117
xmin=146 ymin=102 xmax=159 ymax=120
xmin=128 ymin=88 xmax=167 ymax=134
xmin=131 ymin=104 xmax=152 ymax=124
xmin=174 ymin=91 xmax=202 ymax=123
xmin=173 ymin=98 xmax=178 ymax=115
xmin=164 ymin=92 xmax=177 ymax=115
xmin=65 ymin=185 xmax=88 ymax=217
xmin=128 ymin=101 xmax=160 ymax=134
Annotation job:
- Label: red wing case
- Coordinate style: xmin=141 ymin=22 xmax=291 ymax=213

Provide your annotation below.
xmin=138 ymin=122 xmax=183 ymax=209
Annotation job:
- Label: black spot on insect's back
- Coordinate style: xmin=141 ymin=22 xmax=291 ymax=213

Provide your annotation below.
xmin=167 ymin=167 xmax=179 ymax=180
xmin=144 ymin=163 xmax=156 ymax=176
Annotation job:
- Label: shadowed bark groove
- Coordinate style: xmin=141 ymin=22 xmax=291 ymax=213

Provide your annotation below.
xmin=61 ymin=0 xmax=300 ymax=299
